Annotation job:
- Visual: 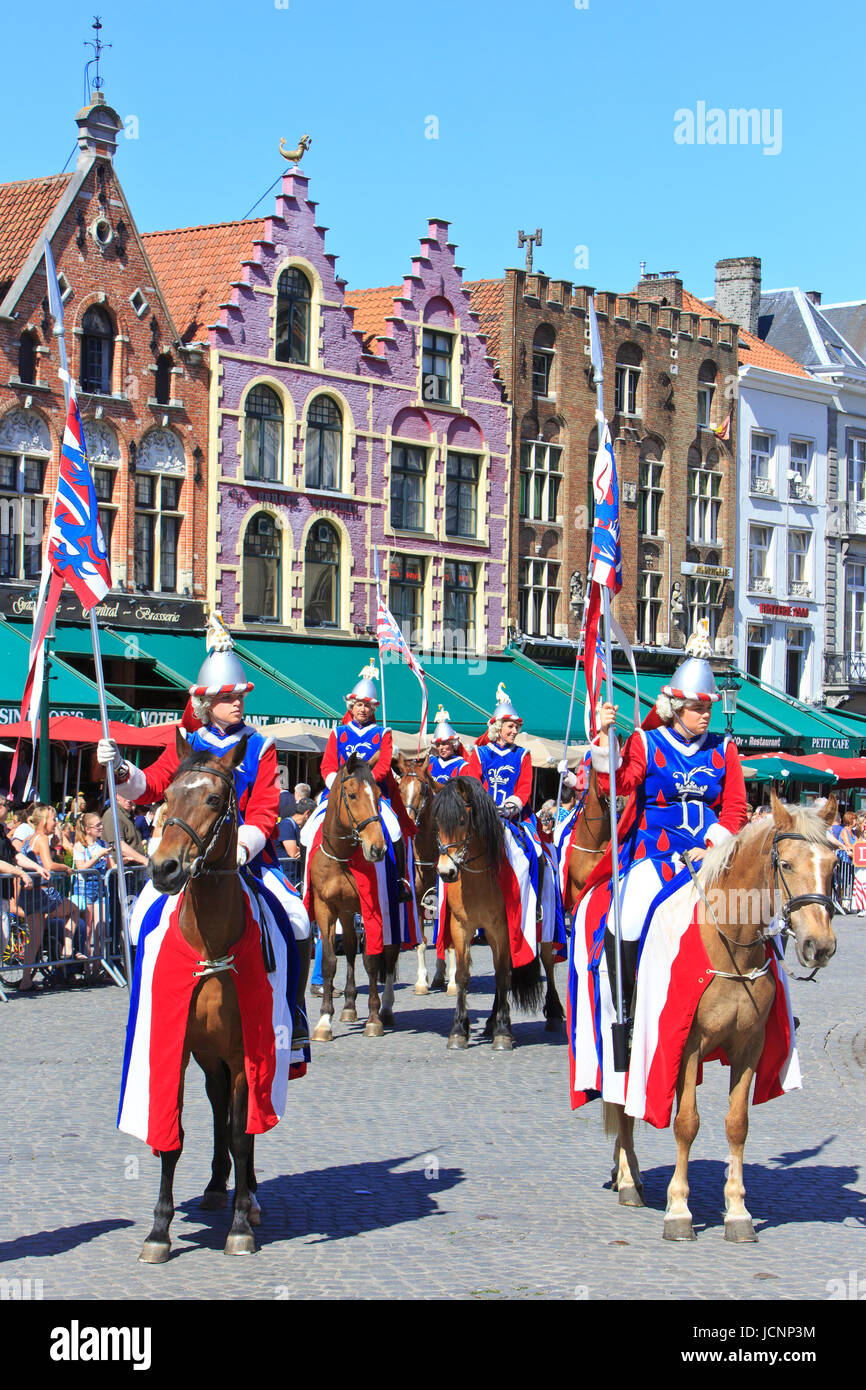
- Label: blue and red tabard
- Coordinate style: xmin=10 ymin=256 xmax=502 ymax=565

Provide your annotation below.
xmin=428 ymin=752 xmax=466 ymax=785
xmin=463 ymin=741 xmax=532 ymax=811
xmin=619 ymin=726 xmax=731 ymax=871
xmin=334 ymin=720 xmax=385 ymax=764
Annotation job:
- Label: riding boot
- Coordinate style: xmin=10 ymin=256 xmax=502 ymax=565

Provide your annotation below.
xmin=604 ymin=929 xmax=640 ymax=1052
xmin=393 ymin=839 xmax=412 ymax=903
xmin=292 ymin=933 xmax=312 ymax=1049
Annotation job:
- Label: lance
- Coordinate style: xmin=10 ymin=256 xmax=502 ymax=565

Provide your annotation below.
xmin=373 ymin=546 xmax=387 ymax=730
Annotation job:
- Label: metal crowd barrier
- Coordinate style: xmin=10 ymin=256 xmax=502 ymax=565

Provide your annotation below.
xmin=0 ymin=863 xmax=150 ymax=1001
xmin=834 ymin=852 xmax=854 ymax=915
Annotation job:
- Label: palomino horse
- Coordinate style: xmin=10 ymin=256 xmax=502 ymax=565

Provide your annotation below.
xmin=142 ymin=733 xmax=274 ymax=1260
xmin=605 ymin=793 xmax=838 ymax=1242
xmin=307 ymin=753 xmax=401 ymax=1041
xmin=433 ymin=777 xmax=543 ymax=1049
xmin=395 ymin=750 xmax=456 ymax=997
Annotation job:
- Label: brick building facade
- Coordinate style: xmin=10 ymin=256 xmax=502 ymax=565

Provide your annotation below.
xmin=0 ymin=94 xmax=210 ymax=624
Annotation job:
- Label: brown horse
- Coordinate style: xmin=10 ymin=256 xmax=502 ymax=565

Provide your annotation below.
xmin=394 ymin=751 xmax=456 ymax=996
xmin=307 ymin=753 xmax=402 ymax=1041
xmin=433 ymin=777 xmax=543 ymax=1049
xmin=141 ymin=731 xmax=303 ymax=1261
xmin=604 ymin=793 xmax=838 ymax=1242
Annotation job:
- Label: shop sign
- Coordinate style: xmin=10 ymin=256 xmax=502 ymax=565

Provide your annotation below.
xmin=680 ymin=562 xmax=733 ymax=579
xmin=0 ymin=706 xmax=87 ymax=724
xmin=0 ymin=586 xmax=206 ymax=631
xmin=758 ymin=603 xmax=809 ymax=618
xmin=808 ymin=736 xmax=851 ymax=753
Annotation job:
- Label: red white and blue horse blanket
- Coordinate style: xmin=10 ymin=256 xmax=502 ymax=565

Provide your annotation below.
xmin=434 ymin=821 xmax=547 ymax=967
xmin=567 ymin=875 xmax=800 ymax=1127
xmin=118 ymin=868 xmax=309 ymax=1152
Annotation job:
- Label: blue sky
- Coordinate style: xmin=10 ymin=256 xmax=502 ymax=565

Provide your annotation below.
xmin=3 ymin=0 xmax=863 ymax=302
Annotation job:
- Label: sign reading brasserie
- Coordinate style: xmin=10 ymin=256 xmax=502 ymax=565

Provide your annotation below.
xmin=680 ymin=562 xmax=734 ymax=580
xmin=0 ymin=586 xmax=205 ymax=631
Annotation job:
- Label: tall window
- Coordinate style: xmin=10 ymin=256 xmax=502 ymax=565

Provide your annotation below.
xmin=787 ymin=529 xmax=811 ymax=597
xmin=155 ymin=353 xmax=172 ymax=406
xmin=304 ymin=521 xmax=339 ymax=627
xmin=697 ymin=361 xmax=717 ymax=430
xmin=638 ymin=443 xmax=664 ymax=536
xmin=446 ymin=452 xmax=479 ymax=538
xmin=614 ymin=344 xmax=641 ymax=417
xmin=786 ymin=627 xmax=807 ymax=699
xmin=244 ymin=385 xmax=283 ymax=482
xmin=687 ymin=456 xmax=721 ymax=543
xmin=846 ymin=563 xmax=866 ymax=655
xmin=391 ymin=444 xmax=427 ymax=531
xmin=789 ymin=438 xmax=813 ymax=501
xmin=389 ymin=553 xmax=425 ymax=641
xmin=443 ymin=560 xmax=476 ymax=645
xmin=0 ymin=454 xmax=45 ymax=580
xmin=636 ymin=569 xmax=662 ymax=644
xmin=532 ymin=325 xmax=555 ymax=399
xmin=81 ymin=306 xmax=113 ymax=395
xmin=747 ymin=622 xmax=769 ymax=681
xmin=244 ymin=513 xmax=281 ymax=622
xmin=750 ymin=431 xmax=775 ymax=495
xmin=17 ymin=333 xmax=37 ymax=386
xmin=519 ymin=440 xmax=563 ymax=522
xmin=134 ymin=474 xmax=183 ymax=592
xmin=849 ymin=438 xmax=866 ymax=505
xmin=686 ymin=576 xmax=722 ymax=643
xmin=276 ymin=268 xmax=311 ymax=364
xmin=517 ymin=557 xmax=560 ymax=636
xmin=748 ymin=524 xmax=773 ymax=592
xmin=422 ymin=330 xmax=452 ymax=404
xmin=305 ymin=396 xmax=342 ymax=491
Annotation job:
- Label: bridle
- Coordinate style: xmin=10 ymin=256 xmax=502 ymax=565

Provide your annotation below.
xmin=320 ymin=768 xmax=381 ymax=864
xmin=436 ymin=805 xmax=488 ymax=873
xmin=400 ymin=766 xmax=431 ymax=825
xmin=164 ymin=764 xmax=237 ymax=879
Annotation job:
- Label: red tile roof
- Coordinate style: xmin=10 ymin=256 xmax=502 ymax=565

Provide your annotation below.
xmin=142 ymin=217 xmax=266 ymax=343
xmin=465 ymin=279 xmax=505 ymax=362
xmin=342 ymin=284 xmax=402 ymax=354
xmin=681 ymin=288 xmax=810 ymax=378
xmin=0 ymin=174 xmax=74 ymax=296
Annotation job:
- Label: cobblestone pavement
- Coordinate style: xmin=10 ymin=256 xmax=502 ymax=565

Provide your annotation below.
xmin=1 ymin=918 xmax=864 ymax=1302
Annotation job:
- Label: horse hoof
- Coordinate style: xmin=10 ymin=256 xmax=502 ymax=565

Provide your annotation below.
xmin=364 ymin=1019 xmax=384 ymax=1037
xmin=339 ymin=1008 xmax=357 ymax=1023
xmin=312 ymin=1021 xmax=334 ymax=1043
xmin=618 ymin=1184 xmax=645 ymax=1208
xmin=139 ymin=1240 xmax=171 ymax=1264
xmin=492 ymin=1034 xmax=513 ymax=1052
xmin=724 ymin=1218 xmax=757 ymax=1244
xmin=381 ymin=1009 xmax=394 ymax=1027
xmin=249 ymin=1196 xmax=262 ymax=1227
xmin=446 ymin=984 xmax=458 ymax=996
xmin=414 ymin=983 xmax=429 ymax=995
xmin=447 ymin=1033 xmax=468 ymax=1049
xmin=663 ymin=1217 xmax=696 ymax=1241
xmin=224 ymin=1232 xmax=257 ymax=1257
xmin=200 ymin=1189 xmax=228 ymax=1210
xmin=430 ymin=977 xmax=446 ymax=993
xmin=545 ymin=1016 xmax=564 ymax=1032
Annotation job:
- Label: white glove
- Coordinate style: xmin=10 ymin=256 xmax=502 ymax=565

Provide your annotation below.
xmin=503 ymin=796 xmax=522 ymax=820
xmin=236 ymin=842 xmax=249 ymax=866
xmin=97 ymin=738 xmax=125 ymax=773
xmin=557 ymin=759 xmax=569 ymax=775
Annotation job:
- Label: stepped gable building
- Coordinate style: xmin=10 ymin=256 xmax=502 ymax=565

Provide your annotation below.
xmin=0 ymin=94 xmax=210 ymax=622
xmin=144 ymin=168 xmax=510 ymax=656
xmin=465 ymin=268 xmax=745 ymax=659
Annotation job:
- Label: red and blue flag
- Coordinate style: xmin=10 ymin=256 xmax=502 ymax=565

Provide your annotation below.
xmin=376 ymin=597 xmax=428 ymax=745
xmin=589 ymin=420 xmax=622 ymax=594
xmin=48 ymin=388 xmax=112 ymax=610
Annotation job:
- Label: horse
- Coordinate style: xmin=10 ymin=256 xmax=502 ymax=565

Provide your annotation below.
xmin=394 ymin=750 xmax=457 ymax=997
xmin=140 ymin=733 xmax=274 ymax=1261
xmin=307 ymin=752 xmax=401 ymax=1041
xmin=433 ymin=777 xmax=543 ymax=1050
xmin=603 ymin=793 xmax=838 ymax=1242
xmin=566 ymin=766 xmax=611 ymax=902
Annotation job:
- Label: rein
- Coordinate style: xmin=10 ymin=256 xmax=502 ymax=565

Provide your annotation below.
xmin=436 ymin=807 xmax=489 ymax=874
xmin=321 ymin=767 xmax=381 ymax=864
xmin=164 ymin=764 xmax=238 ymax=879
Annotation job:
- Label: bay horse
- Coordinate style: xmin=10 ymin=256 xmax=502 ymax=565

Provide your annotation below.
xmin=604 ymin=793 xmax=838 ymax=1242
xmin=307 ymin=752 xmax=401 ymax=1041
xmin=394 ymin=750 xmax=456 ymax=997
xmin=433 ymin=777 xmax=543 ymax=1049
xmin=141 ymin=732 xmax=269 ymax=1261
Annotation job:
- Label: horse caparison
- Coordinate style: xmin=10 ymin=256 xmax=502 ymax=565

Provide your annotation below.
xmin=394 ymin=751 xmax=451 ymax=995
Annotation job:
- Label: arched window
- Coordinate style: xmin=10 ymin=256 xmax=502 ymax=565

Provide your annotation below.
xmin=276 ymin=268 xmax=311 ymax=364
xmin=243 ymin=513 xmax=281 ymax=622
xmin=532 ymin=324 xmax=556 ymax=398
xmin=687 ymin=450 xmax=721 ymax=545
xmin=81 ymin=306 xmax=114 ymax=395
xmin=305 ymin=396 xmax=342 ymax=490
xmin=614 ymin=343 xmax=642 ymax=417
xmin=17 ymin=333 xmax=37 ymax=386
xmin=244 ymin=385 xmax=283 ymax=482
xmin=155 ymin=353 xmax=172 ymax=406
xmin=0 ymin=408 xmax=50 ymax=580
xmin=304 ymin=521 xmax=340 ymax=628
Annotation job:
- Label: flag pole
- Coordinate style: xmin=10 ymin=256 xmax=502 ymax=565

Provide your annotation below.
xmin=589 ymin=295 xmax=629 ymax=1072
xmin=555 ymin=648 xmax=580 ymax=821
xmin=373 ymin=546 xmax=388 ymax=730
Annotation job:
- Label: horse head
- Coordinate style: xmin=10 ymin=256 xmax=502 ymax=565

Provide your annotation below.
xmin=768 ymin=791 xmax=838 ymax=971
xmin=149 ymin=728 xmax=247 ymax=894
xmin=333 ymin=752 xmax=386 ymax=863
xmin=395 ymin=750 xmax=432 ymax=825
xmin=433 ymin=776 xmax=503 ymax=882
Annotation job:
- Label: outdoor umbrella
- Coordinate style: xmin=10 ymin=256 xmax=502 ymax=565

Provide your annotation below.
xmin=741 ymin=756 xmax=838 ymax=787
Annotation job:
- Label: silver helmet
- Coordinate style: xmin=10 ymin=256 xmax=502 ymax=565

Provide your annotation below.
xmin=431 ymin=705 xmax=458 ymax=744
xmin=189 ymin=611 xmax=254 ymax=697
xmin=661 ymin=622 xmax=719 ymax=702
xmin=345 ymin=661 xmax=380 ymax=707
xmin=490 ymin=682 xmax=522 ymax=726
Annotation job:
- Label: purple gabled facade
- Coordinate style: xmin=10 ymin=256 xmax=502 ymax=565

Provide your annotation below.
xmin=195 ymin=167 xmax=510 ymax=655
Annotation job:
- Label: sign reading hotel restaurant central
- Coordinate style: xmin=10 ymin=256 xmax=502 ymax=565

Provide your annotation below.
xmin=680 ymin=562 xmax=734 ymax=580
xmin=0 ymin=585 xmax=206 ymax=631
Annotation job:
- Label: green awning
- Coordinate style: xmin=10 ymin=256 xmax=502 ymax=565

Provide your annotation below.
xmin=742 ymin=757 xmax=838 ymax=786
xmin=0 ymin=618 xmax=131 ymax=720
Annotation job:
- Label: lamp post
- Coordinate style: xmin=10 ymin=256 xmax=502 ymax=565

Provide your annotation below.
xmin=719 ymin=668 xmax=739 ymax=738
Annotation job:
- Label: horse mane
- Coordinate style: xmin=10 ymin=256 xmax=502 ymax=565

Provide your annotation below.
xmin=338 ymin=753 xmax=378 ymax=792
xmin=699 ymin=804 xmax=834 ymax=889
xmin=435 ymin=776 xmax=505 ymax=870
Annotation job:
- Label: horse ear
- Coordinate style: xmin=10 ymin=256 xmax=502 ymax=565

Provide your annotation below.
xmin=819 ymin=794 xmax=838 ymax=826
xmin=392 ymin=751 xmax=406 ymax=777
xmin=344 ymin=750 xmax=357 ymax=774
xmin=175 ymin=726 xmax=188 ymax=762
xmin=770 ymin=790 xmax=794 ymax=829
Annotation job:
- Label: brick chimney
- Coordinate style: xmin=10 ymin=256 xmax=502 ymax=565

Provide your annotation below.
xmin=805 ymin=290 xmax=822 ymax=306
xmin=714 ymin=256 xmax=761 ymax=334
xmin=637 ymin=272 xmax=683 ymax=309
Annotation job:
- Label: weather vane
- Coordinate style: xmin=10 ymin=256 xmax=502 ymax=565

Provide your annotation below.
xmin=84 ymin=15 xmax=111 ymax=98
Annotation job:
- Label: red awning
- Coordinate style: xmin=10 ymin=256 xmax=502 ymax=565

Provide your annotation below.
xmin=747 ymin=751 xmax=866 ymax=784
xmin=0 ymin=716 xmax=177 ymax=747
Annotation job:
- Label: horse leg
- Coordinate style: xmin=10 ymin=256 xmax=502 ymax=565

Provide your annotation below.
xmin=312 ymin=914 xmax=337 ymax=1042
xmin=414 ymin=942 xmax=429 ymax=995
xmin=381 ymin=944 xmax=400 ymax=1027
xmin=247 ymin=1136 xmax=261 ymax=1227
xmin=723 ymin=1049 xmax=762 ymax=1243
xmin=482 ymin=923 xmax=513 ymax=1051
xmin=139 ymin=1141 xmax=183 ymax=1263
xmin=224 ymin=1070 xmax=256 ymax=1256
xmin=200 ymin=1059 xmax=231 ymax=1210
xmin=340 ymin=911 xmax=359 ymax=1023
xmin=611 ymin=1107 xmax=644 ymax=1207
xmin=541 ymin=941 xmax=565 ymax=1032
xmin=363 ymin=951 xmax=385 ymax=1037
xmin=446 ymin=946 xmax=458 ymax=995
xmin=664 ymin=1036 xmax=701 ymax=1241
xmin=446 ymin=924 xmax=471 ymax=1049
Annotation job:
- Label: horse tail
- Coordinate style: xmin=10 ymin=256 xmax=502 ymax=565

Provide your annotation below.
xmin=602 ymin=1101 xmax=620 ymax=1139
xmin=510 ymin=954 xmax=544 ymax=1014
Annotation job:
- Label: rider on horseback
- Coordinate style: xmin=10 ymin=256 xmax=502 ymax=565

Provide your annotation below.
xmin=428 ymin=707 xmax=468 ymax=785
